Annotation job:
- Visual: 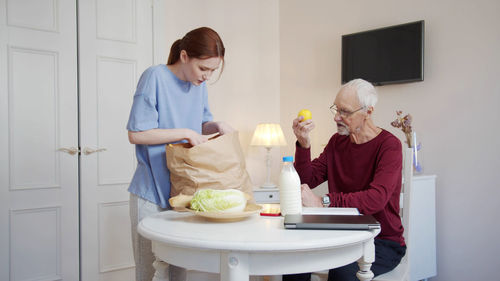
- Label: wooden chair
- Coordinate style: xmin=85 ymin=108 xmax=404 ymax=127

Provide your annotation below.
xmin=372 ymin=147 xmax=412 ymax=281
xmin=311 ymin=147 xmax=413 ymax=281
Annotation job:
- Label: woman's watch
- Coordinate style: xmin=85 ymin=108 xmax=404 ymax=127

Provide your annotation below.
xmin=322 ymin=195 xmax=331 ymax=208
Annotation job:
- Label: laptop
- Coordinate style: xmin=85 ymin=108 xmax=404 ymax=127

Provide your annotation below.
xmin=284 ymin=214 xmax=380 ymax=230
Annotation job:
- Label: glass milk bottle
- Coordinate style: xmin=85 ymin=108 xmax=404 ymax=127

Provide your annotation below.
xmin=279 ymin=156 xmax=302 ymax=215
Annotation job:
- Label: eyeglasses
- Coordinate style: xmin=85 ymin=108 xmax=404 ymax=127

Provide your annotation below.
xmin=329 ymin=105 xmax=365 ymax=118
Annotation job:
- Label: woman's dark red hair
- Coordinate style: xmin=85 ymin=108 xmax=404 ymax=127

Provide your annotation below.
xmin=167 ymin=27 xmax=225 ymax=74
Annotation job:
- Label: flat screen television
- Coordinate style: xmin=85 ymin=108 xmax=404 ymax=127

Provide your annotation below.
xmin=341 ymin=20 xmax=424 ymax=86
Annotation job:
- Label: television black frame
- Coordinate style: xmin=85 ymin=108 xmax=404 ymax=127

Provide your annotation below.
xmin=341 ymin=20 xmax=425 ymax=86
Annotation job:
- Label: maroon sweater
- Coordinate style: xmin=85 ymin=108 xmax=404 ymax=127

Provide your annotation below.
xmin=295 ymin=129 xmax=405 ymax=246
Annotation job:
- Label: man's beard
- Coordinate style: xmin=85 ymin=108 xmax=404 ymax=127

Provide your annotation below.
xmin=336 ymin=122 xmax=350 ymax=136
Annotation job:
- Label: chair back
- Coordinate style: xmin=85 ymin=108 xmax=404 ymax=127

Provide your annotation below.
xmin=401 ymin=147 xmax=413 ymax=255
xmin=372 ymin=147 xmax=413 ymax=281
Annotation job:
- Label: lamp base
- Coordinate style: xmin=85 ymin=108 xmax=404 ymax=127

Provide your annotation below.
xmin=260 ymin=182 xmax=277 ymax=189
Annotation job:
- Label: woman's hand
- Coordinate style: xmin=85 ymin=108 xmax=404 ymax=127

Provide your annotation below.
xmin=202 ymin=121 xmax=235 ymax=135
xmin=185 ymin=129 xmax=210 ymax=146
xmin=301 ymin=184 xmax=323 ymax=207
xmin=292 ymin=117 xmax=315 ymax=148
xmin=215 ymin=121 xmax=235 ymax=135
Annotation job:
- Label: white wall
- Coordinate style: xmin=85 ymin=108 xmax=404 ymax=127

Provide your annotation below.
xmin=279 ymin=0 xmax=500 ymax=280
xmin=156 ymin=0 xmax=281 ymax=186
xmin=157 ymin=0 xmax=500 ymax=280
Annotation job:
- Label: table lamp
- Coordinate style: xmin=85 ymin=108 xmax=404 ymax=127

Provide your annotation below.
xmin=250 ymin=123 xmax=287 ymax=188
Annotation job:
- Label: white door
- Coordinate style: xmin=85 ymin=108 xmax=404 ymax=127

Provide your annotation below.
xmin=0 ymin=0 xmax=80 ymax=280
xmin=78 ymin=0 xmax=153 ymax=280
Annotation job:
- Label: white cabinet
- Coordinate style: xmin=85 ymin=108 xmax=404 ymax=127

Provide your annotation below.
xmin=253 ymin=188 xmax=280 ymax=203
xmin=409 ymin=175 xmax=437 ymax=281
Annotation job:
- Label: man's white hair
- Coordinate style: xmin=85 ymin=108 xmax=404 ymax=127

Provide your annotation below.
xmin=341 ymin=79 xmax=378 ymax=108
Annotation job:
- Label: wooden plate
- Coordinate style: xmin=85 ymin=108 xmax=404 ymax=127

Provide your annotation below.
xmin=186 ymin=204 xmax=262 ymax=221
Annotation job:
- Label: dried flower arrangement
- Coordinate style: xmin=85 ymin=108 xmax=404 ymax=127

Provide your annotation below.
xmin=390 ymin=110 xmax=413 ymax=148
xmin=391 ymin=110 xmax=422 ymax=172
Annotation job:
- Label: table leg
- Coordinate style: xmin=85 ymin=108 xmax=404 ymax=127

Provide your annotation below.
xmin=152 ymin=259 xmax=169 ymax=281
xmin=356 ymin=238 xmax=375 ymax=281
xmin=220 ymin=252 xmax=249 ymax=281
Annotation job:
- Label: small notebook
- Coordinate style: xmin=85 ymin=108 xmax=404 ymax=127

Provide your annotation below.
xmin=284 ymin=214 xmax=380 ymax=230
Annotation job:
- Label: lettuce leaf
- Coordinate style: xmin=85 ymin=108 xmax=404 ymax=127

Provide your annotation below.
xmin=190 ymin=189 xmax=247 ymax=213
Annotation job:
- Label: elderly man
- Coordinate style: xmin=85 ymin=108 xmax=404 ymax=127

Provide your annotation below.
xmin=284 ymin=79 xmax=406 ymax=281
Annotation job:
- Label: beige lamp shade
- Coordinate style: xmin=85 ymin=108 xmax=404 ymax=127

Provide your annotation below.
xmin=250 ymin=123 xmax=287 ymax=188
xmin=250 ymin=123 xmax=287 ymax=147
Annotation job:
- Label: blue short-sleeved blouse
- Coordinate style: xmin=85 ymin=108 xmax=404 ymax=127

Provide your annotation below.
xmin=126 ymin=64 xmax=213 ymax=208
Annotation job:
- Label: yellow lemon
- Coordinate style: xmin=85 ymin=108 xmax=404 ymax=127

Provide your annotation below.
xmin=298 ymin=109 xmax=312 ymax=121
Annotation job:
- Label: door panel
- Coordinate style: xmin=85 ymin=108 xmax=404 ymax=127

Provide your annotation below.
xmin=78 ymin=0 xmax=153 ymax=280
xmin=96 ymin=57 xmax=137 ymax=185
xmin=1 ymin=0 xmax=154 ymax=279
xmin=10 ymin=207 xmax=61 ymax=280
xmin=6 ymin=0 xmax=59 ymax=32
xmin=9 ymin=47 xmax=60 ymax=190
xmin=98 ymin=202 xmax=135 ymax=272
xmin=0 ymin=0 xmax=79 ymax=280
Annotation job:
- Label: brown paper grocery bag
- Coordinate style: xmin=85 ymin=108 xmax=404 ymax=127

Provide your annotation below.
xmin=165 ymin=132 xmax=254 ymax=201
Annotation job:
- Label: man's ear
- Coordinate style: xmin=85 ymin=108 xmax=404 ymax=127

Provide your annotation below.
xmin=365 ymin=106 xmax=374 ymax=118
xmin=179 ymin=50 xmax=188 ymax=63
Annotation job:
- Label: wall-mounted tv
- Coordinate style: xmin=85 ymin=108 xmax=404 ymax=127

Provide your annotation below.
xmin=341 ymin=20 xmax=424 ymax=86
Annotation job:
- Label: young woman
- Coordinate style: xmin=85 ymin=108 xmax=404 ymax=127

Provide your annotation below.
xmin=126 ymin=27 xmax=233 ymax=281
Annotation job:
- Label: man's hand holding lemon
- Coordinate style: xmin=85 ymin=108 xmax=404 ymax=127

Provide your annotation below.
xmin=297 ymin=109 xmax=312 ymax=121
xmin=293 ymin=109 xmax=315 ymax=148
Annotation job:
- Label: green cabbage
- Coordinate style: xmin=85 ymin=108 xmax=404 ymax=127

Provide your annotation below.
xmin=190 ymin=189 xmax=247 ymax=212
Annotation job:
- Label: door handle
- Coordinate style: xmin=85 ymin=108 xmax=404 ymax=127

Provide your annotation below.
xmin=57 ymin=147 xmax=79 ymax=155
xmin=83 ymin=147 xmax=107 ymax=155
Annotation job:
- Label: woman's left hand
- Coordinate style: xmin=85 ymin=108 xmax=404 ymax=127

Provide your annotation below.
xmin=215 ymin=121 xmax=235 ymax=135
xmin=202 ymin=121 xmax=235 ymax=135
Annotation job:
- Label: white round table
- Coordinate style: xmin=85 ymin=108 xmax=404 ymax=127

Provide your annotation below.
xmin=138 ymin=211 xmax=380 ymax=281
